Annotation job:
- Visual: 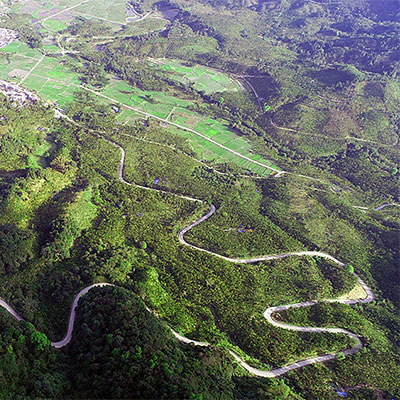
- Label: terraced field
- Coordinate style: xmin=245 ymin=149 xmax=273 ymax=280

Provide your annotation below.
xmin=150 ymin=58 xmax=243 ymax=94
xmin=1 ymin=40 xmax=279 ymax=175
xmin=11 ymin=0 xmax=168 ymax=31
xmin=102 ymin=79 xmax=279 ymax=175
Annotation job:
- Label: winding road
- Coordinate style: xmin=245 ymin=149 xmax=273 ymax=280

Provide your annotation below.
xmin=0 ymin=134 xmax=376 ymax=378
xmin=1 ymin=2 xmax=395 ymax=381
xmin=374 ymin=203 xmax=400 ymax=211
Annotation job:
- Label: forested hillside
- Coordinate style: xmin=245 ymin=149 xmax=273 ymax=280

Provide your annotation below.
xmin=0 ymin=0 xmax=399 ymax=398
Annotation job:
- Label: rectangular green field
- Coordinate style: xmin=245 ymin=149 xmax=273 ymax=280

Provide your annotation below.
xmin=26 ymin=61 xmax=278 ymax=175
xmin=212 ymin=132 xmax=235 ymax=144
xmin=42 ymin=18 xmax=68 ymax=32
xmin=193 ymin=122 xmax=210 ymax=132
xmin=222 ymin=139 xmax=247 ymax=150
xmin=204 ymin=128 xmax=219 ymax=137
xmin=1 ymin=41 xmax=42 ymax=58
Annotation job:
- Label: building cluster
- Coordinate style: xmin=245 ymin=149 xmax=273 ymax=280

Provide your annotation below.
xmin=0 ymin=27 xmax=18 ymax=48
xmin=0 ymin=79 xmax=39 ymax=106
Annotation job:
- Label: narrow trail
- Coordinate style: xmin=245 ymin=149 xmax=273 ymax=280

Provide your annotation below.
xmin=0 ymin=132 xmax=376 ymax=379
xmin=352 ymin=202 xmax=400 ymax=212
xmin=239 ymin=77 xmax=264 ymax=112
xmin=269 ymin=117 xmax=397 ymax=148
xmin=17 ymin=55 xmax=45 ymax=87
xmin=33 ymin=0 xmax=90 ymax=25
xmin=374 ymin=203 xmax=400 ymax=211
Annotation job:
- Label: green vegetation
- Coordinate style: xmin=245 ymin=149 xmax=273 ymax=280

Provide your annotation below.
xmin=150 ymin=58 xmax=242 ymax=94
xmin=0 ymin=96 xmax=398 ymax=398
xmin=42 ymin=19 xmax=68 ymax=32
xmin=0 ymin=0 xmax=399 ymax=398
xmin=0 ymin=41 xmax=42 ymax=58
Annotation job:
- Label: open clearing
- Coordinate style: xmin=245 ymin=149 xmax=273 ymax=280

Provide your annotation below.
xmin=0 ymin=42 xmax=278 ymax=175
xmin=150 ymin=58 xmax=243 ymax=94
xmin=14 ymin=0 xmax=169 ymax=33
xmin=102 ymin=79 xmax=278 ymax=175
xmin=42 ymin=18 xmax=68 ymax=32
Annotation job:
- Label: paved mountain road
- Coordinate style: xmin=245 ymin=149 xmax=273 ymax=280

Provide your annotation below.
xmin=0 ymin=135 xmax=376 ymax=378
xmin=0 ymin=298 xmax=23 ymax=321
xmin=51 ymin=283 xmax=113 ymax=348
xmin=374 ymin=203 xmax=399 ymax=211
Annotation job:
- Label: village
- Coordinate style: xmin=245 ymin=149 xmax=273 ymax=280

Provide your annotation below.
xmin=0 ymin=79 xmax=39 ymax=106
xmin=0 ymin=27 xmax=18 ymax=48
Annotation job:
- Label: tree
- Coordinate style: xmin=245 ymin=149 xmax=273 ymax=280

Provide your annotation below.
xmin=17 ymin=26 xmax=42 ymax=48
xmin=27 ymin=323 xmax=50 ymax=351
xmin=347 ymin=265 xmax=354 ymax=274
xmin=0 ymin=224 xmax=33 ymax=274
xmin=335 ymin=352 xmax=345 ymax=360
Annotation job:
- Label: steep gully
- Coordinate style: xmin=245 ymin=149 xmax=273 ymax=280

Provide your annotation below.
xmin=0 ymin=136 xmax=376 ymax=378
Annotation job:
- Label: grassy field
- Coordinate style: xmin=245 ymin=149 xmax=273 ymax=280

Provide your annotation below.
xmin=102 ymin=79 xmax=279 ymax=175
xmin=42 ymin=44 xmax=62 ymax=54
xmin=122 ymin=18 xmax=168 ymax=36
xmin=1 ymin=41 xmax=42 ymax=58
xmin=70 ymin=0 xmax=128 ymax=23
xmin=150 ymin=58 xmax=243 ymax=94
xmin=0 ymin=55 xmax=36 ymax=83
xmin=18 ymin=0 xmax=83 ymax=22
xmin=22 ymin=56 xmax=81 ymax=106
xmin=0 ymin=43 xmax=279 ymax=175
xmin=42 ymin=18 xmax=68 ymax=32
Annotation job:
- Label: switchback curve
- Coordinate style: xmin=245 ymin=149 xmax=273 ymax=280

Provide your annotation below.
xmin=107 ymin=138 xmax=376 ymax=377
xmin=0 ymin=130 xmax=376 ymax=379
